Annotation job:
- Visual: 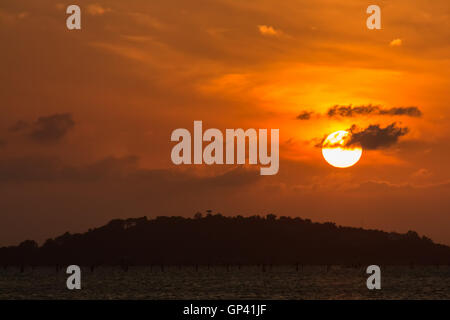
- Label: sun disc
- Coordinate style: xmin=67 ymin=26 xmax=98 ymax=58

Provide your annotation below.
xmin=321 ymin=130 xmax=362 ymax=168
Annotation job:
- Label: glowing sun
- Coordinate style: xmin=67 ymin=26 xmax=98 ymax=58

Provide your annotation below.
xmin=322 ymin=130 xmax=362 ymax=168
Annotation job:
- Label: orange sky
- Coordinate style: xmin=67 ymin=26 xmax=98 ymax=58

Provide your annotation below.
xmin=1 ymin=0 xmax=450 ymax=245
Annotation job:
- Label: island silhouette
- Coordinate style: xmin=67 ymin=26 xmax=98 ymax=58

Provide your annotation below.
xmin=1 ymin=213 xmax=449 ymax=267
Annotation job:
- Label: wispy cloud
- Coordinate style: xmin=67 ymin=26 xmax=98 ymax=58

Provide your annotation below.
xmin=10 ymin=113 xmax=75 ymax=143
xmin=327 ymin=104 xmax=421 ymax=118
xmin=87 ymin=4 xmax=110 ymax=16
xmin=389 ymin=38 xmax=402 ymax=47
xmin=258 ymin=25 xmax=281 ymax=36
xmin=298 ymin=105 xmax=422 ymax=120
xmin=296 ymin=111 xmax=315 ymax=120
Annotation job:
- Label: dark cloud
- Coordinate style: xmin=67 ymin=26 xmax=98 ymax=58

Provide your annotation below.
xmin=0 ymin=155 xmax=262 ymax=246
xmin=296 ymin=111 xmax=314 ymax=120
xmin=0 ymin=156 xmax=143 ymax=183
xmin=313 ymin=136 xmax=327 ymax=148
xmin=347 ymin=123 xmax=409 ymax=150
xmin=299 ymin=105 xmax=422 ymax=121
xmin=9 ymin=120 xmax=29 ymax=132
xmin=327 ymin=105 xmax=422 ymax=118
xmin=351 ymin=179 xmax=450 ymax=192
xmin=352 ymin=180 xmax=412 ymax=192
xmin=315 ymin=123 xmax=409 ymax=149
xmin=327 ymin=104 xmax=378 ymax=117
xmin=379 ymin=107 xmax=422 ymax=117
xmin=0 ymin=155 xmax=261 ymax=188
xmin=30 ymin=113 xmax=75 ymax=142
xmin=200 ymin=167 xmax=261 ymax=187
xmin=10 ymin=114 xmax=75 ymax=142
xmin=0 ymin=157 xmax=63 ymax=182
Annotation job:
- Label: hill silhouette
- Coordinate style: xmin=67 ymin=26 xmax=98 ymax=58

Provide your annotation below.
xmin=1 ymin=213 xmax=450 ymax=266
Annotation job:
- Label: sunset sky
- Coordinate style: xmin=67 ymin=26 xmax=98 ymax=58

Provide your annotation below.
xmin=1 ymin=0 xmax=450 ymax=245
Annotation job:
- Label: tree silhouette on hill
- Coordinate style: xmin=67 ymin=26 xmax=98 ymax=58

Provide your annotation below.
xmin=1 ymin=213 xmax=449 ymax=266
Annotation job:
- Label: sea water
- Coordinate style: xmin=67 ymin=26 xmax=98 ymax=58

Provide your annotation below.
xmin=0 ymin=265 xmax=449 ymax=299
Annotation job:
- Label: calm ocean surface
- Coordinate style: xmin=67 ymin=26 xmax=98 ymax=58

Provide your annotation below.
xmin=0 ymin=266 xmax=449 ymax=299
